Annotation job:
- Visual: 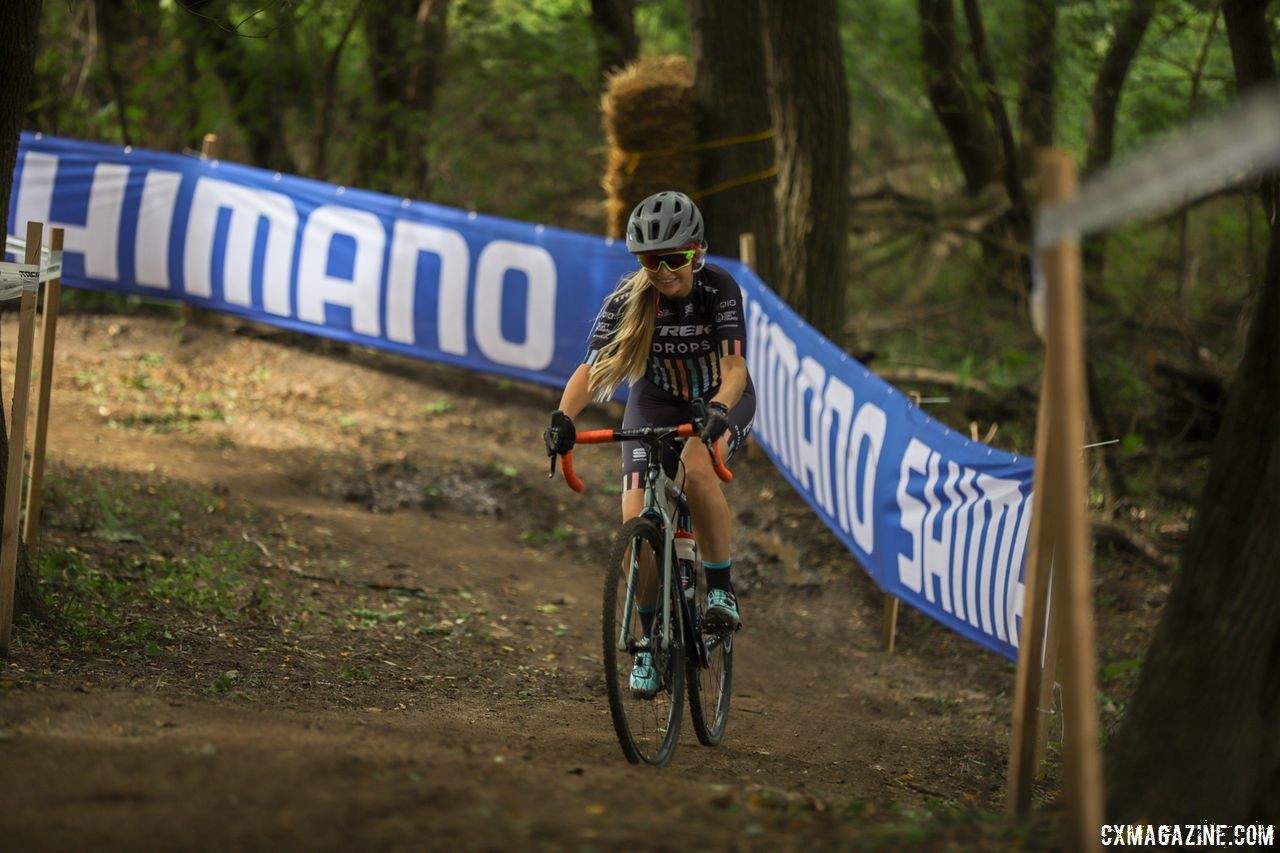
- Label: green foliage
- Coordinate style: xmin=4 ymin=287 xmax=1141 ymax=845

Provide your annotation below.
xmin=1102 ymin=656 xmax=1143 ymax=682
xmin=841 ymin=0 xmax=943 ymax=155
xmin=634 ymin=0 xmax=689 ymax=57
xmin=428 ymin=1 xmax=603 ymax=225
xmin=24 ymin=0 xmax=1269 ymax=511
xmin=1055 ymin=1 xmax=1238 ymax=158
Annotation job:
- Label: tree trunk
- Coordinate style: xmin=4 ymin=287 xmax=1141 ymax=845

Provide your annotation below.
xmin=0 ymin=0 xmax=50 ymax=626
xmin=589 ymin=0 xmax=638 ymax=82
xmin=1106 ymin=0 xmax=1280 ymax=822
xmin=1176 ymin=12 xmax=1220 ymax=309
xmin=961 ymin=0 xmax=1032 ymax=294
xmin=759 ymin=0 xmax=851 ymax=343
xmin=919 ymin=0 xmax=1025 ymax=297
xmin=1018 ymin=0 xmax=1056 ymax=167
xmin=94 ymin=0 xmax=133 ymax=146
xmin=685 ymin=0 xmax=779 ymax=290
xmin=1082 ymin=0 xmax=1158 ymax=297
xmin=315 ymin=4 xmax=362 ymax=180
xmin=918 ymin=0 xmax=999 ymax=196
xmin=359 ymin=0 xmax=450 ymax=197
xmin=362 ymin=0 xmax=402 ymax=187
xmin=402 ymin=0 xmax=449 ymax=197
xmin=179 ymin=1 xmax=300 ymax=173
xmin=1223 ymin=0 xmax=1280 ymax=225
xmin=1079 ymin=0 xmax=1157 ymax=507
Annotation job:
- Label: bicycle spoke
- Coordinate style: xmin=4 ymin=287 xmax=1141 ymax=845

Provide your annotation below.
xmin=603 ymin=517 xmax=684 ymax=766
xmin=687 ymin=590 xmax=734 ymax=746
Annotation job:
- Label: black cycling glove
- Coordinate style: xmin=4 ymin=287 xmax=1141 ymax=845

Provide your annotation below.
xmin=544 ymin=409 xmax=576 ymax=456
xmin=692 ymin=398 xmax=730 ymax=445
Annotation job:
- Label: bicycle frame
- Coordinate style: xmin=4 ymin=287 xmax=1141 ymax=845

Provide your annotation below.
xmin=554 ymin=424 xmax=732 ymax=663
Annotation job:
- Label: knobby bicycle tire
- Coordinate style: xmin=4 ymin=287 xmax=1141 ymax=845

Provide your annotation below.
xmin=685 ymin=569 xmax=733 ymax=746
xmin=602 ymin=517 xmax=685 ymax=767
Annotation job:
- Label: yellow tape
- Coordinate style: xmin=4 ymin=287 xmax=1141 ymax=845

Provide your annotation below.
xmin=622 ymin=128 xmax=775 ymax=175
xmin=689 ymin=165 xmax=780 ymax=201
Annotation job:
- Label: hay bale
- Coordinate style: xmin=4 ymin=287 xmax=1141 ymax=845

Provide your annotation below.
xmin=602 ymin=56 xmax=698 ymax=238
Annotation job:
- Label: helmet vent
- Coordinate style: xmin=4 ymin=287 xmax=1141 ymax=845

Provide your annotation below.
xmin=624 ymin=190 xmax=705 ymax=253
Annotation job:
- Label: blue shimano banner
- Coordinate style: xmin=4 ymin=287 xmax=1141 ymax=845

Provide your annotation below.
xmin=7 ymin=133 xmax=1036 ymax=660
xmin=726 ymin=268 xmax=1036 ymax=660
xmin=7 ymin=132 xmax=636 ymax=389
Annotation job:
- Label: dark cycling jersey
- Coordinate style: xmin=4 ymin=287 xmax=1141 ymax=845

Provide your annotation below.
xmin=583 ymin=263 xmax=753 ymax=402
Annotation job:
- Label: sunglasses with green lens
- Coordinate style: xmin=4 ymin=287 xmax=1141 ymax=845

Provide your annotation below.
xmin=637 ymin=247 xmax=697 ymax=272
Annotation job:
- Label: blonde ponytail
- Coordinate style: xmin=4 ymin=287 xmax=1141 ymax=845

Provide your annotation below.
xmin=588 ymin=270 xmax=656 ymax=402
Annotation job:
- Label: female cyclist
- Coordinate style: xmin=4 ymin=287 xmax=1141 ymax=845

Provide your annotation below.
xmin=543 ymin=190 xmax=756 ymax=696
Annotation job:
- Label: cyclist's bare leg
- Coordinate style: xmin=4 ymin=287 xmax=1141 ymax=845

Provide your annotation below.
xmin=622 ymin=487 xmax=658 ymax=608
xmin=679 ymin=436 xmax=732 ymax=564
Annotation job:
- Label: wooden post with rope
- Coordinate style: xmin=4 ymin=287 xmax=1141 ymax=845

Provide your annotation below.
xmin=0 ymin=221 xmax=43 ymax=655
xmin=23 ymin=227 xmax=64 ymax=551
xmin=1005 ymin=149 xmax=1102 ymax=848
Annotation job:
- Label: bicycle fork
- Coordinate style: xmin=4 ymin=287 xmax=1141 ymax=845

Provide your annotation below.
xmin=615 ymin=532 xmax=679 ymax=662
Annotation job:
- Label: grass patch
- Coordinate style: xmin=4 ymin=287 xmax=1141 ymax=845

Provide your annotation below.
xmin=518 ymin=527 xmax=578 ymax=545
xmin=142 ymin=543 xmax=259 ymax=618
xmin=44 ymin=470 xmax=259 ymax=540
xmin=108 ymin=405 xmax=227 ymax=432
xmin=844 ymin=800 xmax=1060 ymax=849
xmin=421 ymin=400 xmax=454 ymax=415
xmin=29 ymin=547 xmax=166 ymax=654
xmin=29 ymin=539 xmax=271 ymax=655
xmin=345 ymin=607 xmax=407 ymax=630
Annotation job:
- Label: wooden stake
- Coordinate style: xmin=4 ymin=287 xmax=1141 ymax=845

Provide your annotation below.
xmin=1006 ymin=349 xmax=1059 ymax=815
xmin=877 ymin=388 xmax=928 ymax=655
xmin=187 ymin=134 xmax=220 ymax=325
xmin=738 ymin=232 xmax=756 ymax=270
xmin=1037 ymin=149 xmax=1103 ymax=851
xmin=0 ymin=222 xmax=42 ymax=655
xmin=1035 ymin=589 xmax=1063 ymax=769
xmin=24 ymin=227 xmax=64 ymax=550
xmin=880 ymin=594 xmax=899 ymax=653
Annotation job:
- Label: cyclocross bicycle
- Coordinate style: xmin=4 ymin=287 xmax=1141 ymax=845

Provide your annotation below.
xmin=550 ymin=423 xmax=735 ymax=767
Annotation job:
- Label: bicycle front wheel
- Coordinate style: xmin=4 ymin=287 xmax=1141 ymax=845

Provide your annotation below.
xmin=687 ymin=584 xmax=734 ymax=746
xmin=602 ymin=517 xmax=685 ymax=767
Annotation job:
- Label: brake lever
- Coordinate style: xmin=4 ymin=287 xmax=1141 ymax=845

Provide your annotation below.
xmin=703 ymin=438 xmax=734 ymax=482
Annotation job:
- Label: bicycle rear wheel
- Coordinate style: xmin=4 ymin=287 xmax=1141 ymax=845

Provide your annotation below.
xmin=686 ymin=576 xmax=734 ymax=746
xmin=602 ymin=517 xmax=685 ymax=766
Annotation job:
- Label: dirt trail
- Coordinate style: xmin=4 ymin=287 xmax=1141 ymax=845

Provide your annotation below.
xmin=0 ymin=314 xmax=1042 ymax=850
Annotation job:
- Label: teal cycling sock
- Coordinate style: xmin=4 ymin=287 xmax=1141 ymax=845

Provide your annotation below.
xmin=638 ymin=603 xmax=657 ymax=637
xmin=703 ymin=558 xmax=732 ymax=593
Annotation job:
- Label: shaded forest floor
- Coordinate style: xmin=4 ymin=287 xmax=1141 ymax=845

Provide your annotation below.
xmin=0 ymin=312 xmax=1172 ymax=850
